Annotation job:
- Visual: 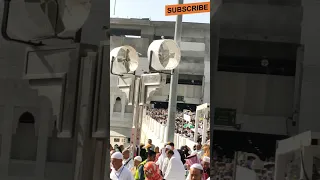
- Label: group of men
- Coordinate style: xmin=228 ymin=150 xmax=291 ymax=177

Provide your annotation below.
xmin=110 ymin=139 xmax=210 ymax=180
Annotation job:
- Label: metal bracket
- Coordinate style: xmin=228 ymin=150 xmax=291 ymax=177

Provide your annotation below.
xmin=148 ymin=51 xmax=172 ymax=75
xmin=140 ymin=73 xmax=167 ymax=104
xmin=110 ymin=57 xmax=136 ymax=76
xmin=117 ymin=73 xmax=166 ymax=105
xmin=117 ymin=75 xmax=136 ymax=105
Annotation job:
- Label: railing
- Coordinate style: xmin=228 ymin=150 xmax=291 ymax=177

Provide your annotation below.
xmin=141 ymin=116 xmax=197 ymax=148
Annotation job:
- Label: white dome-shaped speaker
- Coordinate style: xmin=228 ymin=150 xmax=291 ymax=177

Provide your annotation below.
xmin=147 ymin=39 xmax=181 ymax=71
xmin=110 ymin=45 xmax=139 ymax=75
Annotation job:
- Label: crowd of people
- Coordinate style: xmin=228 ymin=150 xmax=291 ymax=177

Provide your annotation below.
xmin=208 ymin=153 xmax=275 ymax=180
xmin=147 ymin=108 xmax=208 ymax=143
xmin=110 ymin=139 xmax=210 ymax=180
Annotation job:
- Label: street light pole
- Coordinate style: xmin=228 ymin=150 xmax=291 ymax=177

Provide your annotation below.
xmin=165 ymin=0 xmax=183 ymax=143
xmin=131 ymin=76 xmax=141 ymax=157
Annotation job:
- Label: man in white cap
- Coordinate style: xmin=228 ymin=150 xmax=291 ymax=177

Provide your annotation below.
xmin=202 ymin=156 xmax=210 ymax=180
xmin=110 ymin=152 xmax=134 ymax=180
xmin=186 ymin=163 xmax=204 ymax=180
xmin=156 ymin=145 xmax=172 ymax=176
xmin=130 ymin=156 xmax=142 ymax=175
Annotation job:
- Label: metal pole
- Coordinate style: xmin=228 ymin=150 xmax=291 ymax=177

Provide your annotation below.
xmin=136 ymin=104 xmax=144 ymax=154
xmin=164 ymin=0 xmax=183 ymax=143
xmin=131 ymin=77 xmax=141 ymax=157
xmin=202 ymin=116 xmax=208 ymax=145
xmin=194 ymin=109 xmax=199 ymax=142
xmin=232 ymin=151 xmax=238 ymax=180
xmin=113 ymin=0 xmax=116 ymax=15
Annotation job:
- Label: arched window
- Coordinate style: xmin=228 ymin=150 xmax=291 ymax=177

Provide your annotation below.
xmin=114 ymin=97 xmax=122 ymax=112
xmin=11 ymin=112 xmax=37 ymax=161
xmin=19 ymin=112 xmax=35 ymax=124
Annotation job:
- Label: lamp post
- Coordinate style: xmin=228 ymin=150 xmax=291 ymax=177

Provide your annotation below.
xmin=165 ymin=0 xmax=184 ymax=144
xmin=110 ymin=39 xmax=181 ymax=157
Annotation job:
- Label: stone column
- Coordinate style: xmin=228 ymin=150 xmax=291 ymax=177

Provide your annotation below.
xmin=203 ymin=32 xmax=211 ymax=103
xmin=210 ymin=5 xmax=221 ymax=165
xmin=289 ymin=46 xmax=304 ymax=136
xmin=0 ymin=105 xmax=13 ymax=178
xmin=121 ymin=96 xmax=125 ymax=120
xmin=274 ymin=154 xmax=286 ymax=180
xmin=298 ymin=0 xmax=320 ymax=132
xmin=299 ymin=147 xmax=313 ymax=180
xmin=207 ymin=17 xmax=220 ymax=105
xmin=73 ymin=52 xmax=97 ymax=180
xmin=35 ymin=99 xmax=52 ymax=179
xmin=194 ymin=110 xmax=199 ymax=142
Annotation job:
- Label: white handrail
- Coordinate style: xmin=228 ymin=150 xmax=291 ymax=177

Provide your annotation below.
xmin=142 ymin=116 xmax=197 ymax=148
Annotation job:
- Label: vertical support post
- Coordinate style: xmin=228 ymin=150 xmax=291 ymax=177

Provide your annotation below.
xmin=291 ymin=46 xmax=303 ymax=135
xmin=210 ymin=9 xmax=221 ymax=165
xmin=194 ymin=110 xmax=199 ymax=143
xmin=201 ymin=116 xmax=208 ymax=145
xmin=92 ymin=140 xmax=107 ymax=180
xmin=232 ymin=151 xmax=238 ymax=180
xmin=73 ymin=53 xmax=97 ymax=180
xmin=300 ymin=147 xmax=313 ymax=180
xmin=165 ymin=0 xmax=183 ymax=143
xmin=136 ymin=104 xmax=144 ymax=150
xmin=131 ymin=77 xmax=140 ymax=157
xmin=0 ymin=105 xmax=13 ymax=178
xmin=35 ymin=101 xmax=51 ymax=179
xmin=274 ymin=154 xmax=286 ymax=180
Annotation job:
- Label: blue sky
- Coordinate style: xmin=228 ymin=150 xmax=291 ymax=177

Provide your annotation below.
xmin=110 ymin=0 xmax=210 ymax=24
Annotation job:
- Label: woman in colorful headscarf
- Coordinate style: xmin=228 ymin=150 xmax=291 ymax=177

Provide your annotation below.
xmin=154 ymin=147 xmax=160 ymax=162
xmin=202 ymin=144 xmax=210 ymax=159
xmin=144 ymin=162 xmax=163 ymax=180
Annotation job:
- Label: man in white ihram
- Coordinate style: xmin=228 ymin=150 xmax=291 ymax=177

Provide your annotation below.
xmin=156 ymin=145 xmax=172 ymax=176
xmin=168 ymin=142 xmax=181 ymax=160
xmin=110 ymin=152 xmax=134 ymax=180
xmin=164 ymin=149 xmax=185 ymax=180
xmin=122 ymin=149 xmax=134 ymax=170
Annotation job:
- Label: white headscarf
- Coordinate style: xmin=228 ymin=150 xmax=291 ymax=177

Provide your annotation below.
xmin=156 ymin=146 xmax=171 ymax=170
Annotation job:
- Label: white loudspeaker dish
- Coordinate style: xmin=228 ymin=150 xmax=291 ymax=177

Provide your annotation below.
xmin=110 ymin=46 xmax=139 ymax=75
xmin=147 ymin=39 xmax=181 ymax=71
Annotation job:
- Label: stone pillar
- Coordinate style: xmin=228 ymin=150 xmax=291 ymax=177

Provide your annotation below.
xmin=274 ymin=154 xmax=286 ymax=180
xmin=121 ymin=96 xmax=125 ymax=120
xmin=202 ymin=32 xmax=211 ymax=103
xmin=299 ymin=0 xmax=320 ymax=132
xmin=210 ymin=6 xmax=221 ymax=166
xmin=206 ymin=18 xmax=220 ymax=105
xmin=35 ymin=99 xmax=51 ymax=179
xmin=290 ymin=46 xmax=304 ymax=136
xmin=299 ymin=147 xmax=313 ymax=180
xmin=0 ymin=105 xmax=13 ymax=178
xmin=73 ymin=52 xmax=97 ymax=180
xmin=194 ymin=110 xmax=199 ymax=142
